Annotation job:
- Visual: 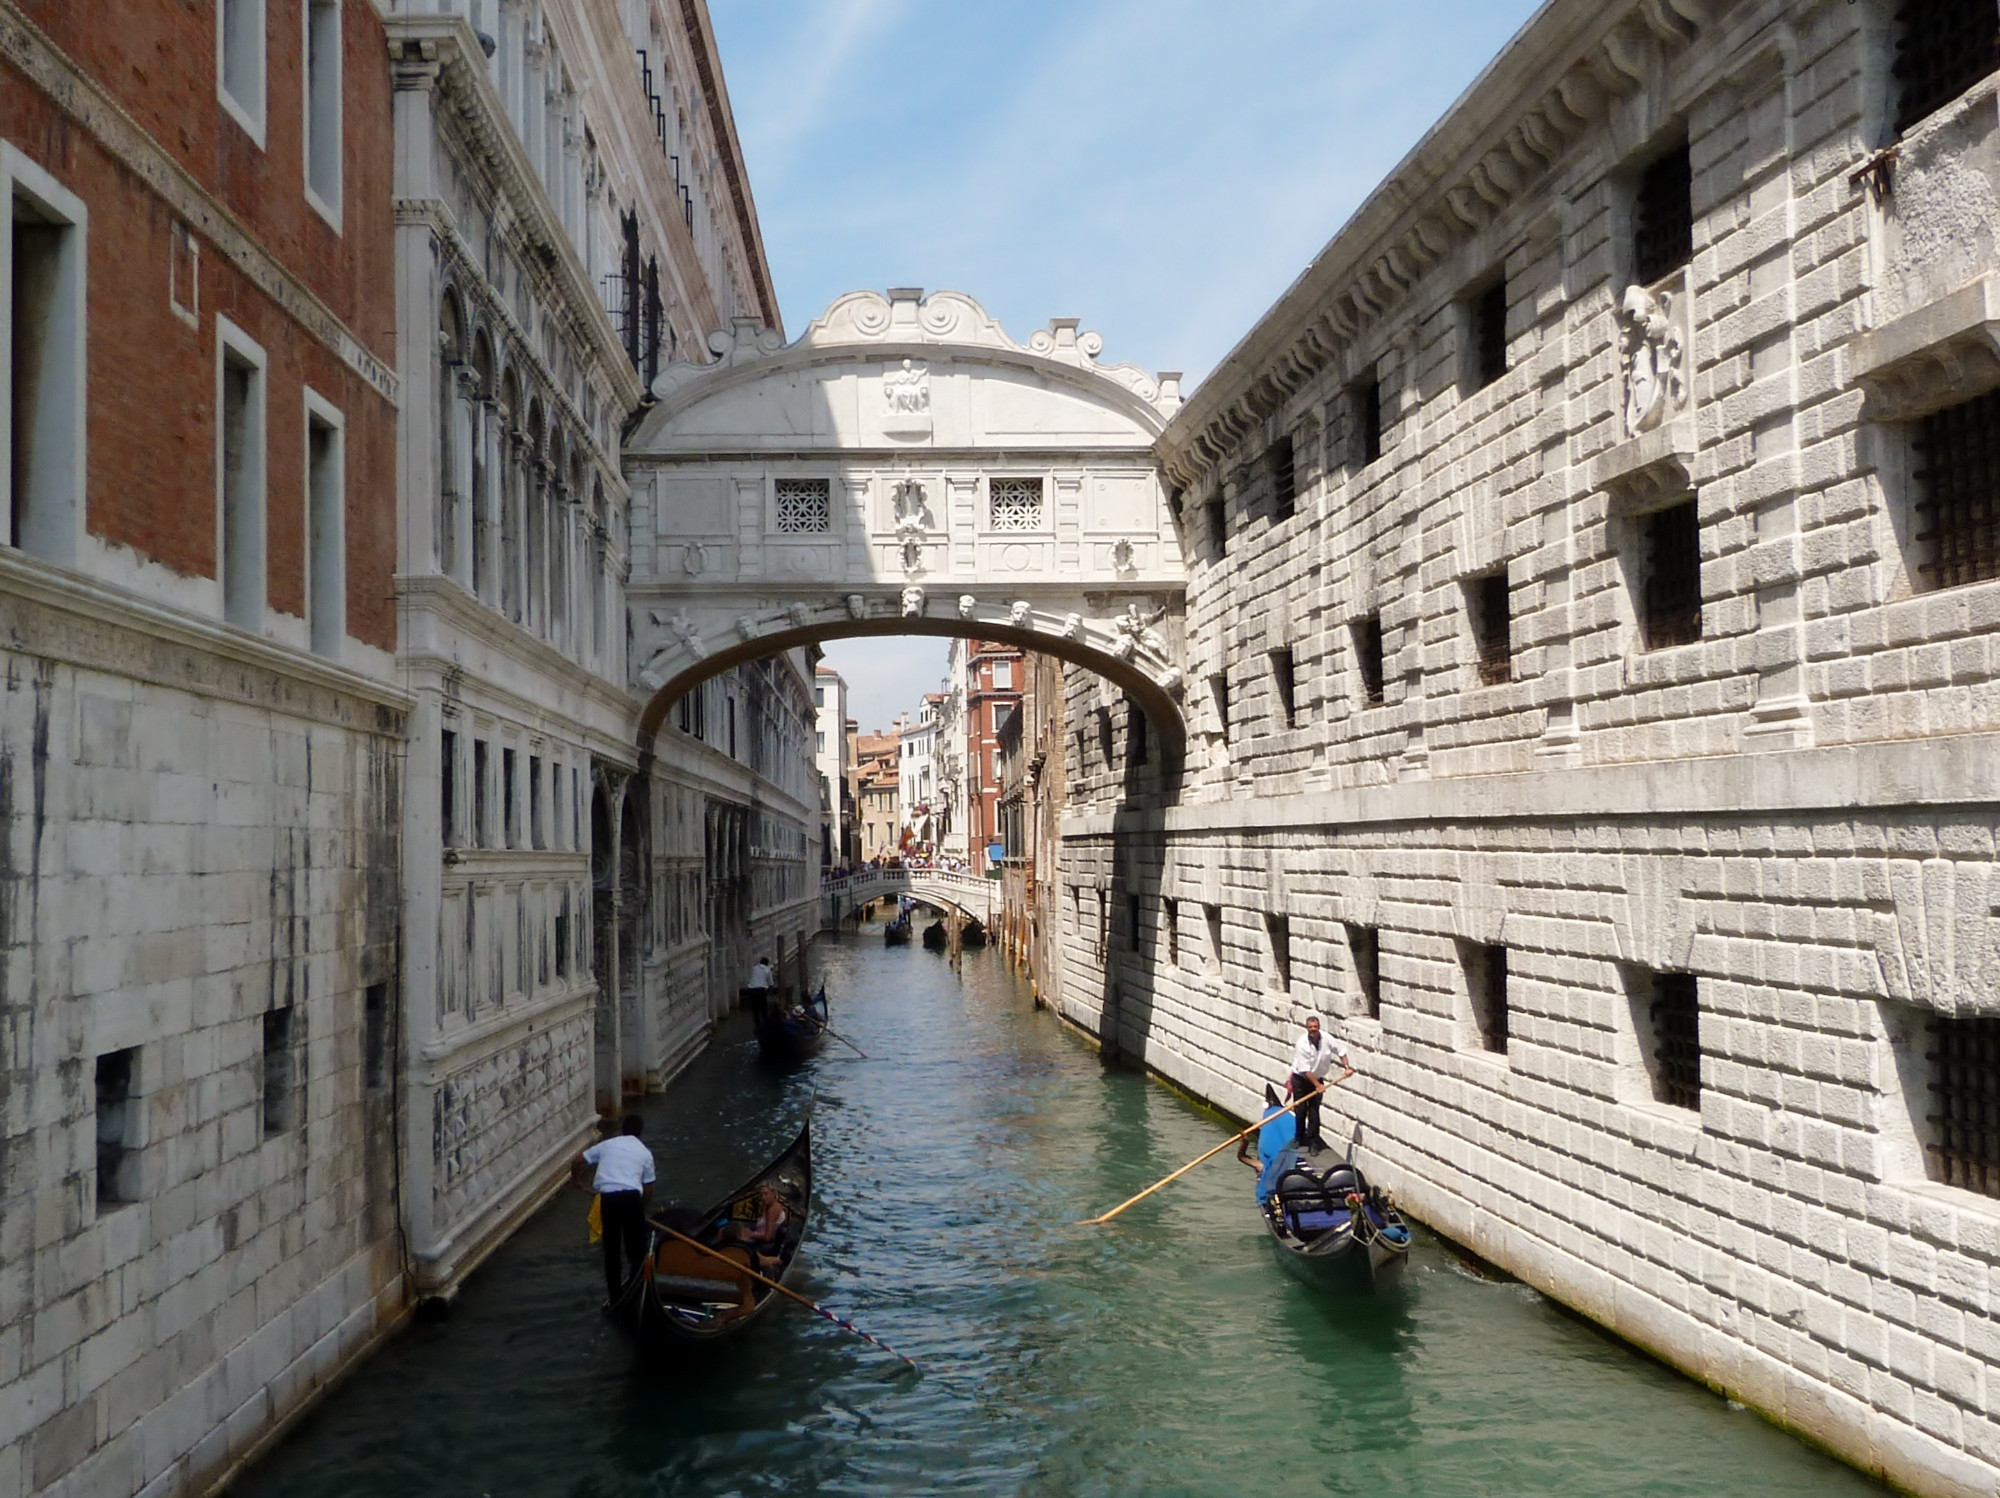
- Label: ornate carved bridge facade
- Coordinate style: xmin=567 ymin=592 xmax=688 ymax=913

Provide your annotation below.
xmin=623 ymin=288 xmax=1190 ymax=746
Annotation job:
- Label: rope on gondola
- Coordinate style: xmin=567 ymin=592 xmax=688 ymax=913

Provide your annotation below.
xmin=650 ymin=1221 xmax=923 ymax=1374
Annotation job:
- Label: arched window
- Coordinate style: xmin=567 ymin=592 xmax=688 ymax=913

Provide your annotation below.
xmin=437 ymin=292 xmax=465 ymax=576
xmin=469 ymin=332 xmax=496 ymax=600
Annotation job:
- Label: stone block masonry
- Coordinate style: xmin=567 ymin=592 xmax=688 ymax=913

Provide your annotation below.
xmin=1054 ymin=2 xmax=2000 ymax=1495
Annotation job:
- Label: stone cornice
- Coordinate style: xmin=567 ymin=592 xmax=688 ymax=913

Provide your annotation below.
xmin=672 ymin=0 xmax=781 ymax=331
xmin=386 ymin=15 xmax=644 ymax=415
xmin=1157 ymin=0 xmax=1725 ymax=491
xmin=0 ymin=0 xmax=397 ymax=403
xmin=0 ymin=548 xmax=411 ymax=728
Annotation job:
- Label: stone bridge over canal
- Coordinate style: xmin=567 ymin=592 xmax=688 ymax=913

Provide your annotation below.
xmin=624 ymin=288 xmax=1191 ymax=748
xmin=819 ymin=868 xmax=997 ymax=928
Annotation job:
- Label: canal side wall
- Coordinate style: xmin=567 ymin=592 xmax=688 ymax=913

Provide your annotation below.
xmin=1057 ymin=2 xmax=2000 ymax=1495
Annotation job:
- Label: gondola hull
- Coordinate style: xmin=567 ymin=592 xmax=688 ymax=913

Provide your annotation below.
xmin=883 ymin=918 xmax=912 ymax=946
xmin=1263 ymin=1218 xmax=1410 ymax=1293
xmin=1259 ymin=1154 xmax=1411 ymax=1294
xmin=614 ymin=1116 xmax=813 ymax=1347
xmin=752 ymin=989 xmax=828 ymax=1066
xmin=921 ymin=921 xmax=947 ymax=950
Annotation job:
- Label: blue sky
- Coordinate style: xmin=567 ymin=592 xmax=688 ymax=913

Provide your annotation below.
xmin=707 ymin=0 xmax=1545 ymax=733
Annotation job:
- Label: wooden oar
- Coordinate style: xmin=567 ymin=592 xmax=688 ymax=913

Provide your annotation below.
xmin=650 ymin=1221 xmax=921 ymax=1372
xmin=823 ymin=1025 xmax=869 ymax=1059
xmin=1076 ymin=1076 xmax=1346 ymax=1226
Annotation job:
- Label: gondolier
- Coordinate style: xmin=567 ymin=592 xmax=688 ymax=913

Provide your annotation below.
xmin=1287 ymin=1016 xmax=1352 ymax=1152
xmin=577 ymin=1116 xmax=656 ymax=1304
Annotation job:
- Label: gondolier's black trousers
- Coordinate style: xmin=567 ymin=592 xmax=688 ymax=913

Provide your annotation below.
xmin=600 ymin=1190 xmax=649 ymax=1303
xmin=1289 ymin=1073 xmax=1325 ymax=1151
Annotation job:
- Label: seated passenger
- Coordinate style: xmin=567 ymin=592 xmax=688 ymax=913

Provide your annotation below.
xmin=722 ymin=1183 xmax=788 ymax=1272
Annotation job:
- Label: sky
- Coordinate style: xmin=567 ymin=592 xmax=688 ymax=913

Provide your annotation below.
xmin=707 ymin=0 xmax=1546 ymax=735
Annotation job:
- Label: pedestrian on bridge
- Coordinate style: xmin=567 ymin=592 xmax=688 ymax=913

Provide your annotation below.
xmin=1288 ymin=1015 xmax=1352 ymax=1153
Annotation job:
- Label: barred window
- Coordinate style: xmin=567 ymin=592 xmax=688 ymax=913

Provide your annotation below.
xmin=989 ymin=477 xmax=1044 ymax=531
xmin=1925 ymin=1015 xmax=2000 ymax=1198
xmin=1472 ymin=279 xmax=1508 ymax=389
xmin=1633 ymin=140 xmax=1693 ymax=286
xmin=1913 ymin=389 xmax=2000 ymax=590
xmin=1640 ymin=501 xmax=1702 ymax=649
xmin=1460 ymin=941 xmax=1508 ymax=1054
xmin=1638 ymin=970 xmax=1701 ymax=1110
xmin=1347 ymin=925 xmax=1381 ymax=1019
xmin=1268 ymin=436 xmax=1296 ymax=522
xmin=1894 ymin=0 xmax=2000 ymax=134
xmin=1269 ymin=647 xmax=1297 ymax=728
xmin=1468 ymin=572 xmax=1511 ymax=685
xmin=1354 ymin=614 xmax=1385 ymax=707
xmin=1352 ymin=374 xmax=1383 ymax=466
xmin=775 ymin=478 xmax=831 ymax=533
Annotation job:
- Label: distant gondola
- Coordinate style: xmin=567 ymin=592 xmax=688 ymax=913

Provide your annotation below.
xmin=1255 ymin=1087 xmax=1411 ymax=1292
xmin=921 ymin=920 xmax=947 ymax=950
xmin=615 ymin=1114 xmax=813 ymax=1346
xmin=750 ymin=983 xmax=828 ymax=1065
xmin=958 ymin=920 xmax=987 ymax=949
xmin=883 ymin=913 xmax=912 ymax=945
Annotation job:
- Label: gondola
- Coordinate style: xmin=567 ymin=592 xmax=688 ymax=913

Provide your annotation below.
xmin=921 ymin=920 xmax=947 ymax=950
xmin=958 ymin=919 xmax=987 ymax=949
xmin=750 ymin=982 xmax=829 ymax=1065
xmin=883 ymin=913 xmax=912 ymax=946
xmin=1257 ymin=1089 xmax=1411 ymax=1292
xmin=616 ymin=1113 xmax=813 ymax=1345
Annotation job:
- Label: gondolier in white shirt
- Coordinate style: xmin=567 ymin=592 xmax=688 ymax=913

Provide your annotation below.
xmin=1288 ymin=1015 xmax=1352 ymax=1153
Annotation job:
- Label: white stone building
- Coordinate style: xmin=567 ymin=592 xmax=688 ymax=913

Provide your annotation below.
xmin=815 ymin=665 xmax=849 ymax=867
xmin=1053 ymin=3 xmax=2000 ymax=1494
xmin=898 ymin=695 xmax=942 ymax=850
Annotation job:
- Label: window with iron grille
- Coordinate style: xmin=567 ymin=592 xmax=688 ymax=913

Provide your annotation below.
xmin=1460 ymin=941 xmax=1508 ymax=1054
xmin=1164 ymin=898 xmax=1179 ymax=966
xmin=1270 ymin=647 xmax=1297 ymax=728
xmin=1268 ymin=436 xmax=1296 ymax=522
xmin=1472 ymin=279 xmax=1508 ymax=390
xmin=1209 ymin=672 xmax=1230 ymax=740
xmin=1634 ymin=970 xmax=1701 ymax=1110
xmin=989 ymin=477 xmax=1044 ymax=531
xmin=1468 ymin=572 xmax=1511 ymax=685
xmin=96 ymin=1047 xmax=139 ymax=1207
xmin=1204 ymin=903 xmax=1225 ymax=975
xmin=1640 ymin=501 xmax=1702 ymax=648
xmin=1347 ymin=925 xmax=1381 ymax=1019
xmin=1354 ymin=615 xmax=1385 ymax=707
xmin=1632 ymin=140 xmax=1693 ymax=286
xmin=775 ymin=478 xmax=832 ymax=533
xmin=1352 ymin=374 xmax=1383 ymax=466
xmin=619 ymin=212 xmax=641 ymax=371
xmin=643 ymin=257 xmax=663 ymax=386
xmin=1924 ymin=1015 xmax=2000 ymax=1198
xmin=1127 ymin=697 xmax=1149 ymax=767
xmin=1097 ymin=707 xmax=1115 ymax=769
xmin=1912 ymin=389 xmax=2000 ymax=589
xmin=1207 ymin=496 xmax=1228 ymax=557
xmin=1127 ymin=894 xmax=1143 ymax=953
xmin=1894 ymin=0 xmax=2000 ymax=133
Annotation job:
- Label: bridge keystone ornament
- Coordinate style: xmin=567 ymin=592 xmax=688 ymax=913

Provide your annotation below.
xmin=624 ymin=288 xmax=1189 ymax=749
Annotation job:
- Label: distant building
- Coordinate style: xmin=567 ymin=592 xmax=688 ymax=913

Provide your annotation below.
xmin=949 ymin=639 xmax=1024 ymax=872
xmin=995 ymin=652 xmax=1068 ymax=997
xmin=854 ymin=728 xmax=901 ymax=862
xmin=898 ymin=693 xmax=948 ymax=851
xmin=814 ymin=667 xmax=848 ymax=868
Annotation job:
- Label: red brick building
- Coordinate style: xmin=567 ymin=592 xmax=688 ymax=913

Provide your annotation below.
xmin=955 ymin=639 xmax=1024 ymax=872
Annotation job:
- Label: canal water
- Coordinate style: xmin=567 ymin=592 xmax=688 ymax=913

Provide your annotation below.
xmin=237 ymin=929 xmax=1886 ymax=1498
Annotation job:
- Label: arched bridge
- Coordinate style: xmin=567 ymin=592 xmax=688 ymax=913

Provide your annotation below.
xmin=819 ymin=868 xmax=996 ymax=928
xmin=624 ymin=288 xmax=1190 ymax=750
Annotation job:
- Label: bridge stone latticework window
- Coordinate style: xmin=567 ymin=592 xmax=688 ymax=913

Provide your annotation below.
xmin=775 ymin=479 xmax=832 ymax=533
xmin=989 ymin=477 xmax=1044 ymax=532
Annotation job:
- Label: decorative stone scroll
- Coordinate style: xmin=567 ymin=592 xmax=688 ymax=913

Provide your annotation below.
xmin=1619 ymin=282 xmax=1688 ymax=437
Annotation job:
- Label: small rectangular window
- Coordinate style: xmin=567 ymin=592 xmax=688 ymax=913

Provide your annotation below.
xmin=6 ymin=158 xmax=86 ymax=564
xmin=555 ymin=887 xmax=570 ymax=977
xmin=304 ymin=0 xmax=342 ymax=222
xmin=1468 ymin=572 xmax=1511 ymax=685
xmin=440 ymin=728 xmax=457 ymax=844
xmin=1893 ymin=0 xmax=2000 ymax=133
xmin=1209 ymin=672 xmax=1229 ymax=740
xmin=1640 ymin=501 xmax=1702 ymax=649
xmin=219 ymin=325 xmax=267 ymax=630
xmin=1206 ymin=496 xmax=1227 ymax=557
xmin=1163 ymin=897 xmax=1179 ymax=967
xmin=1460 ymin=941 xmax=1508 ymax=1054
xmin=502 ymin=746 xmax=518 ymax=848
xmin=262 ymin=1005 xmax=297 ymax=1136
xmin=529 ymin=754 xmax=544 ymax=849
xmin=1354 ymin=615 xmax=1385 ymax=707
xmin=363 ymin=982 xmax=389 ymax=1092
xmin=1265 ymin=914 xmax=1291 ymax=993
xmin=1923 ymin=1014 xmax=2000 ymax=1197
xmin=1269 ymin=647 xmax=1297 ymax=728
xmin=1471 ymin=278 xmax=1508 ymax=390
xmin=1204 ymin=903 xmax=1224 ymax=976
xmin=992 ymin=660 xmax=1012 ymax=689
xmin=989 ymin=476 xmax=1043 ymax=531
xmin=473 ymin=739 xmax=489 ymax=847
xmin=1126 ymin=893 xmax=1142 ymax=953
xmin=1633 ymin=139 xmax=1693 ymax=285
xmin=95 ymin=1047 xmax=139 ymax=1207
xmin=1627 ymin=968 xmax=1700 ymax=1110
xmin=218 ymin=0 xmax=267 ymax=142
xmin=306 ymin=398 xmax=343 ymax=657
xmin=1126 ymin=698 xmax=1148 ymax=768
xmin=1912 ymin=389 xmax=2000 ymax=590
xmin=775 ymin=477 xmax=831 ymax=533
xmin=1268 ymin=436 xmax=1296 ymax=522
xmin=1352 ymin=373 xmax=1383 ymax=467
xmin=1347 ymin=925 xmax=1380 ymax=1019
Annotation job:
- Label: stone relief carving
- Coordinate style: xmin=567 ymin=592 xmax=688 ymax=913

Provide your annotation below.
xmin=1619 ymin=284 xmax=1687 ymax=436
xmin=1009 ymin=600 xmax=1033 ymax=626
xmin=787 ymin=602 xmax=812 ymax=628
xmin=846 ymin=594 xmax=868 ymax=620
xmin=882 ymin=359 xmax=932 ymax=437
xmin=891 ymin=478 xmax=933 ymax=533
xmin=1111 ymin=537 xmax=1136 ymax=573
xmin=736 ymin=616 xmax=761 ymax=641
xmin=1060 ymin=612 xmax=1083 ymax=640
xmin=900 ymin=585 xmax=926 ymax=618
xmin=901 ymin=537 xmax=926 ymax=576
xmin=958 ymin=594 xmax=977 ymax=619
xmin=1110 ymin=600 xmax=1169 ymax=662
xmin=662 ymin=607 xmax=706 ymax=660
xmin=682 ymin=542 xmax=707 ymax=576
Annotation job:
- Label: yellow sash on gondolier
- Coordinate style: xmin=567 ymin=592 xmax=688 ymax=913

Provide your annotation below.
xmin=587 ymin=1193 xmax=602 ymax=1244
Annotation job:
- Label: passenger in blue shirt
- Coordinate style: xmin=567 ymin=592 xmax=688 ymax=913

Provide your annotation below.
xmin=1237 ymin=1087 xmax=1299 ymax=1203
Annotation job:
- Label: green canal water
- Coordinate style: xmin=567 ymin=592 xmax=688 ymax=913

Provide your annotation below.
xmin=236 ymin=932 xmax=1887 ymax=1497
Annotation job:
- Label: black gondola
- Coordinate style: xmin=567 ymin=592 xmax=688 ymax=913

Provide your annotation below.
xmin=750 ymin=983 xmax=828 ymax=1065
xmin=1256 ymin=1089 xmax=1411 ymax=1292
xmin=616 ymin=1114 xmax=813 ymax=1345
xmin=921 ymin=920 xmax=947 ymax=950
xmin=883 ymin=913 xmax=912 ymax=945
